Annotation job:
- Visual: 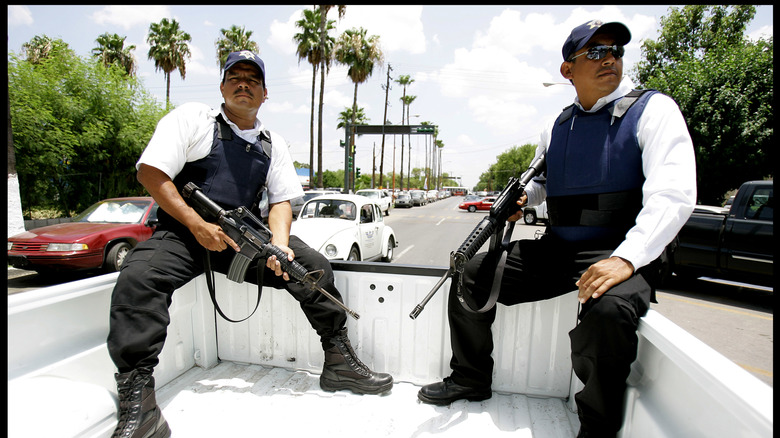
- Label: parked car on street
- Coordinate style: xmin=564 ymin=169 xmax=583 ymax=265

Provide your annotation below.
xmin=291 ymin=189 xmax=339 ymax=218
xmin=523 ymin=200 xmax=549 ymax=225
xmin=394 ymin=193 xmax=413 ymax=208
xmin=355 ymin=188 xmax=392 ymax=216
xmin=426 ymin=190 xmax=438 ymax=203
xmin=459 ymin=196 xmax=497 ymax=212
xmin=291 ymin=194 xmax=397 ymax=262
xmin=7 ymin=197 xmax=159 ymax=273
xmin=410 ymin=190 xmax=427 ymax=206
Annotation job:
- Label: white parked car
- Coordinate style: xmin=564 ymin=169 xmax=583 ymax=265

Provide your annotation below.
xmin=354 ymin=188 xmax=392 ymax=216
xmin=291 ymin=194 xmax=397 ymax=262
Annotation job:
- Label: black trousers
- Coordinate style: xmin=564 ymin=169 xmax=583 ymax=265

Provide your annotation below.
xmin=448 ymin=235 xmax=653 ymax=436
xmin=107 ymin=227 xmax=347 ymax=373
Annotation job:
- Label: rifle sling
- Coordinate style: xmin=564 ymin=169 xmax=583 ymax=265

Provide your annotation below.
xmin=204 ymin=251 xmax=263 ymax=323
xmin=458 ymin=222 xmax=514 ymax=314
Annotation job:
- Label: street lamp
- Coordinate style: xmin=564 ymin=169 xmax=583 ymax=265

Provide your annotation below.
xmin=543 ymin=82 xmax=573 ymax=87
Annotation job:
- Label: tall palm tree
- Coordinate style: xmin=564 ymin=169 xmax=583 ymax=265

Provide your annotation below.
xmin=215 ymin=25 xmax=259 ymax=70
xmin=147 ymin=18 xmax=192 ymax=107
xmin=335 ymin=27 xmax=383 ymax=190
xmin=317 ymin=5 xmax=346 ymax=189
xmin=92 ymin=32 xmax=137 ymax=76
xmin=336 ymin=106 xmax=369 ymax=129
xmin=394 ymin=74 xmax=414 ymax=189
xmin=401 ymin=94 xmax=417 ymax=189
xmin=294 ymin=8 xmax=333 ymax=188
xmin=21 ymin=34 xmax=68 ymax=64
xmin=435 ymin=138 xmax=444 ymax=190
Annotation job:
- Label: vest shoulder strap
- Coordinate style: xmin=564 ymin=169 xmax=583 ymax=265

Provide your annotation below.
xmin=557 ymin=104 xmax=576 ymax=125
xmin=609 ymin=89 xmax=653 ymax=120
xmin=215 ymin=114 xmax=233 ymax=141
xmin=259 ymin=130 xmax=273 ymax=158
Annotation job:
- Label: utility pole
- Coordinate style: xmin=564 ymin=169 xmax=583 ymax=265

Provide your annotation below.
xmin=379 ymin=65 xmax=392 ymax=188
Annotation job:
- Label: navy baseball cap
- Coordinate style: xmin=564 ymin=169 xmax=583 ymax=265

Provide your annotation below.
xmin=562 ymin=20 xmax=631 ymax=61
xmin=223 ymin=50 xmax=266 ymax=86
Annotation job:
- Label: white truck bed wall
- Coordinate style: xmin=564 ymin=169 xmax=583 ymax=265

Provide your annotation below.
xmin=7 ymin=262 xmax=772 ymax=437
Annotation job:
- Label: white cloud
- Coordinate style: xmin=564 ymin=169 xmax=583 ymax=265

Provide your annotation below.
xmin=749 ymin=24 xmax=773 ymax=41
xmin=90 ymin=5 xmax=171 ymax=31
xmin=8 ymin=5 xmax=33 ymax=26
xmin=267 ymin=9 xmax=304 ymax=56
xmin=336 ymin=6 xmax=426 ymax=55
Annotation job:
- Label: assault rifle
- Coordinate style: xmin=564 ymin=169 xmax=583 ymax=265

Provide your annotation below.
xmin=182 ymin=182 xmax=360 ymax=320
xmin=409 ymin=152 xmax=546 ymax=319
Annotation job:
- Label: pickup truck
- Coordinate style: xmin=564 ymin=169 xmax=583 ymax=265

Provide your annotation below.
xmin=671 ymin=180 xmax=774 ymax=287
xmin=8 ymin=261 xmax=772 ymax=437
xmin=523 ymin=200 xmax=548 ymax=225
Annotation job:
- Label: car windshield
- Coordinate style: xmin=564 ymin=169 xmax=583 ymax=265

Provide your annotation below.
xmin=463 ymin=195 xmax=482 ymax=202
xmin=300 ymin=199 xmax=357 ymax=221
xmin=73 ymin=200 xmax=150 ymax=224
xmin=357 ymin=191 xmax=379 ymax=199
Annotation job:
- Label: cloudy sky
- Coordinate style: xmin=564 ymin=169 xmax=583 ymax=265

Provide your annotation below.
xmin=7 ymin=5 xmax=773 ymax=189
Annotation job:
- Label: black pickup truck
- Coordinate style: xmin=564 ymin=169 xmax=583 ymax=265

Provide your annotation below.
xmin=671 ymin=180 xmax=774 ymax=287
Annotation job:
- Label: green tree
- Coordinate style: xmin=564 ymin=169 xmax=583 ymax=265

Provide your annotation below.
xmin=8 ymin=41 xmax=167 ymax=216
xmin=476 ymin=144 xmax=537 ymax=192
xmin=631 ymin=5 xmax=773 ymax=205
xmin=335 ymin=27 xmax=383 ymax=190
xmin=21 ymin=34 xmax=69 ymax=64
xmin=215 ymin=25 xmax=259 ymax=69
xmin=92 ymin=32 xmax=137 ymax=76
xmin=394 ymin=74 xmax=414 ymax=189
xmin=147 ymin=18 xmax=192 ymax=107
xmin=295 ymin=8 xmax=334 ymax=189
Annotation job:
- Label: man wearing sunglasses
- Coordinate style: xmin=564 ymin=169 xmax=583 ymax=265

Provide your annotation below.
xmin=417 ymin=20 xmax=696 ymax=438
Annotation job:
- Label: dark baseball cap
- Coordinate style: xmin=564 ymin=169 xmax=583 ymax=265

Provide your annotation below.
xmin=562 ymin=20 xmax=631 ymax=61
xmin=223 ymin=50 xmax=266 ymax=86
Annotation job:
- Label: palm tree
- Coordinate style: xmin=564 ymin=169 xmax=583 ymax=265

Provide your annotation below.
xmin=316 ymin=5 xmax=346 ymax=189
xmin=215 ymin=25 xmax=259 ymax=70
xmin=394 ymin=74 xmax=414 ymax=189
xmin=294 ymin=8 xmax=333 ymax=188
xmin=147 ymin=18 xmax=192 ymax=107
xmin=336 ymin=106 xmax=369 ymax=129
xmin=401 ymin=94 xmax=417 ymax=189
xmin=335 ymin=27 xmax=383 ymax=190
xmin=21 ymin=34 xmax=69 ymax=64
xmin=92 ymin=32 xmax=137 ymax=76
xmin=435 ymin=138 xmax=444 ymax=190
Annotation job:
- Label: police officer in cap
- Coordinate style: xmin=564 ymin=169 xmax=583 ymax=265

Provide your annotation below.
xmin=417 ymin=20 xmax=696 ymax=438
xmin=106 ymin=50 xmax=393 ymax=438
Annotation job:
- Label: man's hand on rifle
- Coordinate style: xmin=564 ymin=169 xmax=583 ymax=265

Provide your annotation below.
xmin=266 ymin=243 xmax=295 ymax=281
xmin=192 ymin=220 xmax=241 ymax=253
xmin=507 ymin=193 xmax=528 ymax=222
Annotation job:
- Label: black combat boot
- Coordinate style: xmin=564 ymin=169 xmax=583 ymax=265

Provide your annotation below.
xmin=112 ymin=369 xmax=171 ymax=438
xmin=320 ymin=328 xmax=394 ymax=395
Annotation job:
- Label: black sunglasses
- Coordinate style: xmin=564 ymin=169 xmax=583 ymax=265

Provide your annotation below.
xmin=568 ymin=45 xmax=625 ymax=62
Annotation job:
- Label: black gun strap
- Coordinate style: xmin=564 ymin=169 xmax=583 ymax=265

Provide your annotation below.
xmin=203 ymin=251 xmax=263 ymax=323
xmin=458 ymin=222 xmax=514 ymax=314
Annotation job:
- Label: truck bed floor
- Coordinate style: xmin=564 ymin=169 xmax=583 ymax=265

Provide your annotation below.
xmin=157 ymin=361 xmax=580 ymax=437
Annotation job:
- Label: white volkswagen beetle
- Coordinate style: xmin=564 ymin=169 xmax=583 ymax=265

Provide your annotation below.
xmin=291 ymin=194 xmax=398 ymax=262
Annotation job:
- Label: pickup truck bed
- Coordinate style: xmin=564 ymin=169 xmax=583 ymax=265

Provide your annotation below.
xmin=8 ymin=262 xmax=772 ymax=437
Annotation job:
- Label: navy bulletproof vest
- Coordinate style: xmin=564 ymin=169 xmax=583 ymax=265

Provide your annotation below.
xmin=546 ymin=89 xmax=657 ymax=243
xmin=159 ymin=114 xmax=271 ymax=227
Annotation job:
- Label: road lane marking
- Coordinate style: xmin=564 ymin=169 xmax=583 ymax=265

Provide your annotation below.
xmin=656 ymin=292 xmax=773 ymax=321
xmin=395 ymin=245 xmax=415 ymax=260
xmin=436 ymin=218 xmax=446 ymax=226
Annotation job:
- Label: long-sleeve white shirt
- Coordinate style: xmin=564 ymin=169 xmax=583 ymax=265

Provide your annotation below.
xmin=525 ymin=77 xmax=697 ymax=271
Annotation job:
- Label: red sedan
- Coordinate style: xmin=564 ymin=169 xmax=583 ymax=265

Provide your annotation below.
xmin=458 ymin=196 xmax=497 ymax=212
xmin=8 ymin=197 xmax=159 ymax=273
